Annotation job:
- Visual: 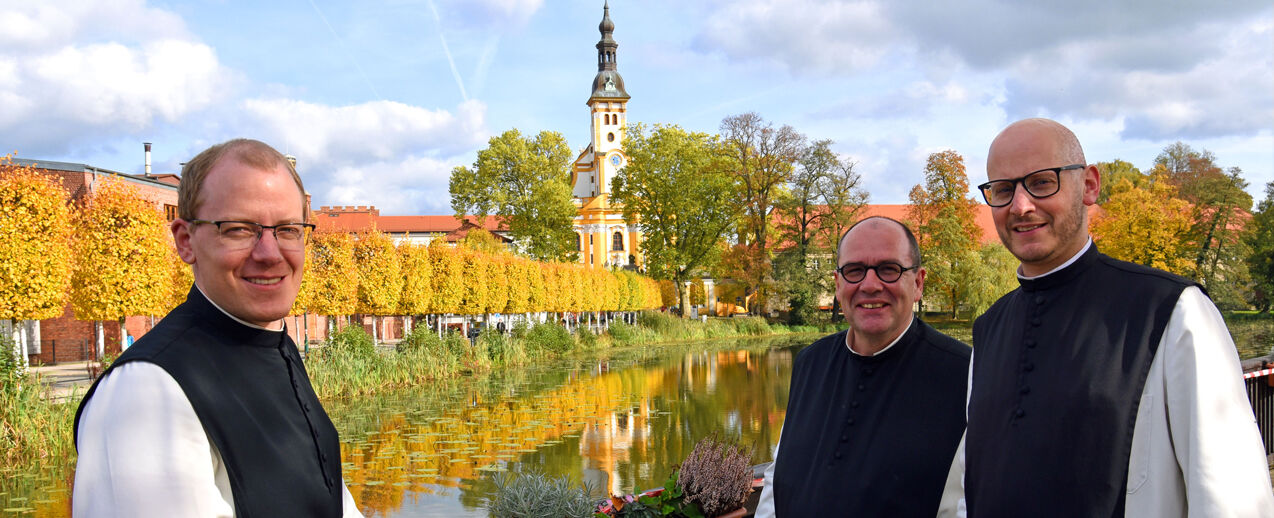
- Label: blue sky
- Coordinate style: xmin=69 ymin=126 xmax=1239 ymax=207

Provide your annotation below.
xmin=3 ymin=0 xmax=1271 ymax=215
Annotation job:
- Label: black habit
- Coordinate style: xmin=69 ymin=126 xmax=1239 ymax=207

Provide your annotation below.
xmin=966 ymin=245 xmax=1194 ymax=517
xmin=75 ymin=286 xmax=344 ymax=518
xmin=773 ymin=317 xmax=971 ymax=517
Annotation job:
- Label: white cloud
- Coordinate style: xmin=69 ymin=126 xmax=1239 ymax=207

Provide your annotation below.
xmin=239 ymin=98 xmax=489 ymax=214
xmin=0 ymin=1 xmax=229 ymax=155
xmin=693 ymin=0 xmax=896 ymax=74
xmin=693 ymin=0 xmax=1273 ymax=140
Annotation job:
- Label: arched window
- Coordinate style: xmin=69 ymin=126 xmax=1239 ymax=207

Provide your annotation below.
xmin=612 ymin=231 xmax=624 ymax=251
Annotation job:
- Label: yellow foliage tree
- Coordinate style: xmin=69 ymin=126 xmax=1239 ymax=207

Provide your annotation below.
xmin=163 ymin=236 xmax=194 ymax=314
xmin=0 ymin=158 xmax=74 ymax=368
xmin=1092 ymin=178 xmax=1194 ymax=276
xmin=505 ymin=257 xmax=533 ymax=315
xmin=397 ymin=243 xmax=432 ymax=316
xmin=658 ymin=280 xmax=677 ymax=308
xmin=484 ymin=253 xmax=510 ymax=316
xmin=354 ymin=228 xmax=402 ymax=343
xmin=458 ymin=249 xmax=489 ymax=316
xmin=0 ymin=159 xmax=74 ymax=321
xmin=429 ymin=241 xmax=463 ymax=315
xmin=71 ymin=179 xmax=171 ymax=355
xmin=306 ymin=231 xmax=358 ymax=324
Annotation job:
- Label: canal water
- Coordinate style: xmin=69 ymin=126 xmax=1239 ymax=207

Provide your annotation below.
xmin=1 ymin=334 xmax=810 ymax=517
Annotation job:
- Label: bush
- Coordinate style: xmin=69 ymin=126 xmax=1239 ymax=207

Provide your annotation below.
xmin=323 ymin=324 xmax=377 ymax=360
xmin=576 ymin=328 xmax=598 ymax=349
xmin=526 ymin=322 xmax=575 ymax=356
xmin=606 ymin=320 xmax=637 ymax=343
xmin=397 ymin=325 xmax=444 ymax=356
xmin=0 ymin=334 xmax=19 ymax=393
xmin=487 ymin=469 xmax=595 ymax=518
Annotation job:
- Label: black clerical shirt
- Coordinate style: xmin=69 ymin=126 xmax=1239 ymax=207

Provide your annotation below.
xmin=773 ymin=317 xmax=970 ymax=517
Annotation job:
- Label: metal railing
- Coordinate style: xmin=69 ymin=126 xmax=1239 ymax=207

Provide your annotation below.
xmin=1242 ymin=356 xmax=1274 ymax=459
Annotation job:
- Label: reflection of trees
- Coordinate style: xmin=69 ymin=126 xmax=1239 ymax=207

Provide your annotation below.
xmin=327 ymin=336 xmax=806 ymax=517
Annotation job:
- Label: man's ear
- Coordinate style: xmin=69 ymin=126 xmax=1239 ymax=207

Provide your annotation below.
xmin=172 ymin=219 xmax=197 ymax=265
xmin=1082 ymin=164 xmax=1101 ymax=206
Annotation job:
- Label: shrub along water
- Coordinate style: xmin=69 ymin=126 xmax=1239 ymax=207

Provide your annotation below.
xmin=1 ymin=335 xmax=77 ymax=471
xmin=305 ymin=311 xmax=834 ymax=398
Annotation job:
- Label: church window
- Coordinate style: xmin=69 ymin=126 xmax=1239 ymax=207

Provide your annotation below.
xmin=607 ymin=132 xmax=615 ymax=142
xmin=612 ymin=232 xmax=624 ymax=251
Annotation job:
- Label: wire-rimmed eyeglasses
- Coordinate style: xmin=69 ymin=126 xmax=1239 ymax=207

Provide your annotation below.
xmin=188 ymin=219 xmax=315 ymax=251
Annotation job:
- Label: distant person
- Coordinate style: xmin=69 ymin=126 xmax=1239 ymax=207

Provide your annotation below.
xmin=73 ymin=139 xmax=363 ymax=517
xmin=961 ymin=118 xmax=1273 ymax=516
xmin=757 ymin=216 xmax=969 ymax=517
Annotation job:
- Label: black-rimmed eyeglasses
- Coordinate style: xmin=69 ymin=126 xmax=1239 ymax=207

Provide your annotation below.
xmin=837 ymin=262 xmax=918 ymax=284
xmin=977 ymin=164 xmax=1085 ymax=207
xmin=188 ymin=220 xmax=315 ymax=251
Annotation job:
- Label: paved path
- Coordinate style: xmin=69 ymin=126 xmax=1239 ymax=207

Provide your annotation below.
xmin=31 ymin=361 xmax=96 ymax=403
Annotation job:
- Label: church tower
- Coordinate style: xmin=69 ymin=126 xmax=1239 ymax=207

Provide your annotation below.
xmin=571 ymin=1 xmax=640 ymax=268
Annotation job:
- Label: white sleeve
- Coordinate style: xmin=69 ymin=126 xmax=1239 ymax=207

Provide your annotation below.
xmin=73 ymin=362 xmax=234 ymax=518
xmin=1162 ymin=286 xmax=1274 ymax=516
xmin=754 ymin=436 xmax=779 ymax=518
xmin=342 ymin=481 xmax=364 ymax=517
xmin=955 ymin=349 xmax=973 ymax=518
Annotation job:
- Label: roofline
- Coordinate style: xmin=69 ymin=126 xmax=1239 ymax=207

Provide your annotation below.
xmin=11 ymin=157 xmax=178 ymax=191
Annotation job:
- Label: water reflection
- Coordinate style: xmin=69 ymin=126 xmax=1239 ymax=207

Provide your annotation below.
xmin=328 ymin=336 xmax=804 ymax=517
xmin=0 ymin=335 xmax=809 ymax=517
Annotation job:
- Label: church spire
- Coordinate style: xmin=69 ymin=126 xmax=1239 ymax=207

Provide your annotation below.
xmin=589 ymin=1 xmax=629 ymax=101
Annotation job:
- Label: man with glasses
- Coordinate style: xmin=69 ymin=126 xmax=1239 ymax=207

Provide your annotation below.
xmin=757 ymin=216 xmax=970 ymax=517
xmin=960 ymin=118 xmax=1272 ymax=516
xmin=73 ymin=139 xmax=363 ymax=517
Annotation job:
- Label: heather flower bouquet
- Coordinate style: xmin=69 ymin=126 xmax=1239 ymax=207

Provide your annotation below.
xmin=595 ymin=435 xmax=755 ymax=518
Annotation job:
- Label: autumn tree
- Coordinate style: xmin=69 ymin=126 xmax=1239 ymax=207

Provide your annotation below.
xmin=1246 ymin=182 xmax=1274 ymax=312
xmin=611 ymin=123 xmax=740 ymax=316
xmin=906 ymin=150 xmax=982 ymax=317
xmin=305 ymin=231 xmax=358 ymax=332
xmin=718 ymin=113 xmax=806 ymax=310
xmin=1154 ymin=143 xmax=1253 ymax=306
xmin=457 ymin=249 xmax=489 ymax=317
xmin=428 ymin=241 xmax=463 ymax=332
xmin=397 ymin=243 xmax=432 ymax=334
xmin=71 ymin=179 xmax=171 ymax=356
xmin=772 ymin=139 xmax=867 ymax=324
xmin=0 ymin=159 xmax=74 ymax=369
xmin=1091 ymin=177 xmax=1194 ymax=276
xmin=449 ymin=129 xmax=579 ymax=261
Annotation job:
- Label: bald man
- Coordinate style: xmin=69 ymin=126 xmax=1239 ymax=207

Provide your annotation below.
xmin=960 ymin=118 xmax=1272 ymax=517
xmin=758 ymin=217 xmax=969 ymax=517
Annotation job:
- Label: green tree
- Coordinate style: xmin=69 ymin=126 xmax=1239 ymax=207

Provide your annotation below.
xmin=449 ymin=129 xmax=579 ymax=261
xmin=1154 ymin=143 xmax=1253 ymax=306
xmin=611 ymin=124 xmax=740 ymax=316
xmin=1092 ymin=177 xmax=1194 ymax=276
xmin=718 ymin=113 xmax=806 ymax=311
xmin=1246 ymin=181 xmax=1274 ymax=312
xmin=1095 ymin=159 xmax=1145 ymax=204
xmin=0 ymin=158 xmax=74 ymax=369
xmin=965 ymin=243 xmax=1020 ymax=316
xmin=772 ymin=139 xmax=867 ymax=323
xmin=71 ymin=179 xmax=171 ymax=356
xmin=907 ymin=150 xmax=983 ymax=318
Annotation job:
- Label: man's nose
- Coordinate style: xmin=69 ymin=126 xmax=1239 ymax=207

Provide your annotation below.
xmin=250 ymin=229 xmax=285 ymax=262
xmin=1008 ymin=182 xmax=1036 ymax=216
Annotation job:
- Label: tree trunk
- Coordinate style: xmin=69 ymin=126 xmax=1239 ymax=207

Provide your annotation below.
xmin=95 ymin=321 xmax=105 ymax=359
xmin=119 ymin=317 xmax=128 ymax=351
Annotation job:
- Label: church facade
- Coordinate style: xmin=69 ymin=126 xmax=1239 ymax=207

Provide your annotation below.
xmin=570 ymin=2 xmax=641 ymax=269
